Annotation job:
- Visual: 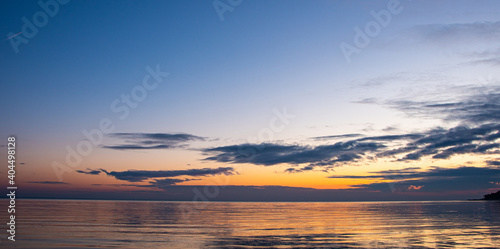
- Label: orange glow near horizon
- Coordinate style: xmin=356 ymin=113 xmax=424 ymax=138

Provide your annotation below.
xmin=14 ymin=148 xmax=497 ymax=192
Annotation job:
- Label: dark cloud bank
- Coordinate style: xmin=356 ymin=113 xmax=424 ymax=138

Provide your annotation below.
xmin=201 ymin=123 xmax=499 ymax=172
xmin=330 ymin=166 xmax=500 ymax=193
xmin=77 ymin=167 xmax=235 ymax=183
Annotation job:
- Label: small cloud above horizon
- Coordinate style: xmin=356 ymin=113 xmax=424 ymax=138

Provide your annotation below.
xmin=102 ymin=132 xmax=206 ymax=150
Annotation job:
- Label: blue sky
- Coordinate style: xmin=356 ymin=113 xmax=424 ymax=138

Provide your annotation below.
xmin=1 ymin=0 xmax=500 ymax=201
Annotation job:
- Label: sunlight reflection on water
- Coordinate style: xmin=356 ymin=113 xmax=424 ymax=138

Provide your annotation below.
xmin=4 ymin=199 xmax=500 ymax=248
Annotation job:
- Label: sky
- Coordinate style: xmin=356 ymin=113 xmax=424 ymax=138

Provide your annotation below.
xmin=1 ymin=0 xmax=500 ymax=201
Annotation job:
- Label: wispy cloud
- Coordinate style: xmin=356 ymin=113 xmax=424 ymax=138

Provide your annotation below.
xmin=350 ymin=83 xmax=500 ymax=162
xmin=388 ymin=86 xmax=500 ymax=123
xmin=355 ymin=134 xmax=423 ymax=142
xmin=409 ymin=21 xmax=500 ymax=45
xmin=396 ymin=124 xmax=500 ymax=161
xmin=103 ymin=133 xmax=206 ymax=150
xmin=467 ymin=57 xmax=500 ymax=66
xmin=311 ymin=134 xmax=363 ymax=141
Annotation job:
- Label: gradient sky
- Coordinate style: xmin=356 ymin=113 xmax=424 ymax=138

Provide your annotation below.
xmin=1 ymin=0 xmax=500 ymax=201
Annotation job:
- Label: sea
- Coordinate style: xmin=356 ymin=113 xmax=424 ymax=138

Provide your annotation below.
xmin=2 ymin=199 xmax=499 ymax=248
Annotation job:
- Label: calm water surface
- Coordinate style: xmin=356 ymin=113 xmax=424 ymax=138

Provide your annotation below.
xmin=3 ymin=199 xmax=500 ymax=248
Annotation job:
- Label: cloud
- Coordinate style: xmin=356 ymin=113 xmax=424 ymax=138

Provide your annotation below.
xmin=203 ymin=141 xmax=385 ymax=170
xmin=382 ymin=126 xmax=399 ymax=132
xmin=432 ymin=143 xmax=499 ymax=159
xmin=103 ymin=133 xmax=206 ymax=150
xmin=355 ymin=134 xmax=423 ymax=142
xmin=103 ymin=144 xmax=175 ymax=150
xmin=28 ymin=181 xmax=69 ymax=185
xmin=376 ymin=145 xmax=419 ymax=158
xmin=112 ymin=133 xmax=205 ymax=141
xmin=203 ymin=123 xmax=499 ymax=170
xmin=328 ymin=166 xmax=420 ymax=179
xmin=141 ymin=178 xmax=204 ymax=190
xmin=330 ymin=166 xmax=499 ymax=179
xmin=311 ymin=134 xmax=363 ymax=140
xmin=370 ymin=84 xmax=500 ymax=161
xmin=76 ymin=169 xmax=104 ymax=175
xmin=77 ymin=167 xmax=235 ymax=182
xmin=486 ymin=160 xmax=500 ymax=167
xmin=334 ymin=166 xmax=500 ymax=192
xmin=388 ymin=86 xmax=500 ymax=123
xmin=329 ymin=166 xmax=500 ymax=193
xmin=285 ymin=165 xmax=316 ymax=173
xmin=93 ymin=178 xmax=203 ymax=189
xmin=409 ymin=21 xmax=500 ymax=45
xmin=396 ymin=124 xmax=500 ymax=161
xmin=467 ymin=57 xmax=500 ymax=66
